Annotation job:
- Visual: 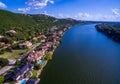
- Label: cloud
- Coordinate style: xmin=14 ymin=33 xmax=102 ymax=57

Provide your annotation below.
xmin=112 ymin=8 xmax=120 ymax=16
xmin=18 ymin=0 xmax=54 ymax=13
xmin=49 ymin=0 xmax=54 ymax=4
xmin=0 ymin=1 xmax=7 ymax=8
xmin=75 ymin=12 xmax=91 ymax=18
xmin=18 ymin=7 xmax=31 ymax=13
xmin=74 ymin=11 xmax=120 ymax=21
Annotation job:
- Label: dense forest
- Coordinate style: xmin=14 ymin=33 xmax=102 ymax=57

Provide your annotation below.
xmin=95 ymin=23 xmax=120 ymax=42
xmin=0 ymin=10 xmax=83 ymax=41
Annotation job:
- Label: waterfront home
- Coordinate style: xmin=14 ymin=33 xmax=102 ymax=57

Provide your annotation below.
xmin=58 ymin=30 xmax=63 ymax=35
xmin=5 ymin=63 xmax=34 ymax=81
xmin=47 ymin=51 xmax=53 ymax=56
xmin=19 ymin=41 xmax=32 ymax=48
xmin=63 ymin=28 xmax=67 ymax=32
xmin=6 ymin=30 xmax=16 ymax=33
xmin=46 ymin=42 xmax=53 ymax=48
xmin=52 ymin=34 xmax=60 ymax=41
xmin=26 ymin=78 xmax=39 ymax=84
xmin=27 ymin=50 xmax=44 ymax=62
xmin=41 ymin=46 xmax=48 ymax=51
xmin=12 ymin=63 xmax=33 ymax=80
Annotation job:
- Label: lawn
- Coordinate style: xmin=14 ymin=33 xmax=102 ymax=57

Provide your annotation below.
xmin=0 ymin=49 xmax=28 ymax=59
xmin=31 ymin=70 xmax=38 ymax=79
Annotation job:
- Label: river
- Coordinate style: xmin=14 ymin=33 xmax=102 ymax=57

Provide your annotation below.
xmin=40 ymin=24 xmax=120 ymax=84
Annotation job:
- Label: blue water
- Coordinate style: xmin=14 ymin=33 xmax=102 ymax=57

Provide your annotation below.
xmin=19 ymin=79 xmax=26 ymax=84
xmin=39 ymin=60 xmax=44 ymax=65
xmin=40 ymin=24 xmax=120 ymax=84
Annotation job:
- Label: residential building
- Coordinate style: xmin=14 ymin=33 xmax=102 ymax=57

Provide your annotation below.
xmin=19 ymin=41 xmax=32 ymax=48
xmin=27 ymin=50 xmax=44 ymax=62
xmin=26 ymin=78 xmax=39 ymax=84
xmin=6 ymin=30 xmax=16 ymax=33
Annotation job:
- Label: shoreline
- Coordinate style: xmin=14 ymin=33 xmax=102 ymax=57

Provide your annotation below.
xmin=37 ymin=25 xmax=73 ymax=82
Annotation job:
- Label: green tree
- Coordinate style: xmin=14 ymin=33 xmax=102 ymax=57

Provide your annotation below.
xmin=15 ymin=60 xmax=21 ymax=66
xmin=0 ymin=58 xmax=9 ymax=67
xmin=45 ymin=53 xmax=52 ymax=60
xmin=34 ymin=63 xmax=42 ymax=70
xmin=0 ymin=75 xmax=4 ymax=84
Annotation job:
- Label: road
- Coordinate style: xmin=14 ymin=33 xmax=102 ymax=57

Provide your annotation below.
xmin=0 ymin=59 xmax=16 ymax=75
xmin=0 ymin=43 xmax=41 ymax=75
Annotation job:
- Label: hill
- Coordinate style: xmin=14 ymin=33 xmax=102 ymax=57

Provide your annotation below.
xmin=0 ymin=10 xmax=83 ymax=41
xmin=96 ymin=23 xmax=120 ymax=42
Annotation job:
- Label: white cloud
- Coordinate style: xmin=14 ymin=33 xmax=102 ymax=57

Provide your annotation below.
xmin=75 ymin=12 xmax=91 ymax=18
xmin=43 ymin=11 xmax=47 ymax=14
xmin=0 ymin=1 xmax=7 ymax=8
xmin=28 ymin=0 xmax=54 ymax=10
xmin=49 ymin=0 xmax=54 ymax=4
xmin=74 ymin=11 xmax=120 ymax=21
xmin=112 ymin=8 xmax=120 ymax=16
xmin=18 ymin=0 xmax=54 ymax=13
xmin=18 ymin=7 xmax=31 ymax=13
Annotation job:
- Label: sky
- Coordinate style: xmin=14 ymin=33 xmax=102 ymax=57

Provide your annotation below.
xmin=0 ymin=0 xmax=120 ymax=21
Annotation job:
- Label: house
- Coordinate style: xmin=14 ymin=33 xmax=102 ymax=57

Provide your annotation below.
xmin=26 ymin=78 xmax=39 ymax=84
xmin=12 ymin=63 xmax=34 ymax=81
xmin=52 ymin=34 xmax=60 ymax=41
xmin=58 ymin=30 xmax=63 ymax=35
xmin=41 ymin=39 xmax=46 ymax=43
xmin=0 ymin=35 xmax=4 ymax=38
xmin=32 ymin=37 xmax=37 ymax=41
xmin=46 ymin=42 xmax=53 ymax=48
xmin=0 ymin=42 xmax=5 ymax=46
xmin=5 ymin=63 xmax=34 ymax=81
xmin=63 ymin=28 xmax=67 ymax=32
xmin=19 ymin=41 xmax=32 ymax=48
xmin=47 ymin=51 xmax=53 ymax=56
xmin=27 ymin=50 xmax=44 ymax=62
xmin=5 ymin=44 xmax=11 ymax=47
xmin=37 ymin=35 xmax=47 ymax=39
xmin=6 ymin=30 xmax=16 ymax=33
xmin=41 ymin=46 xmax=48 ymax=50
xmin=49 ymin=27 xmax=58 ymax=32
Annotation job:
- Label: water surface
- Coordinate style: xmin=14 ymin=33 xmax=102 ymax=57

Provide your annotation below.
xmin=40 ymin=24 xmax=120 ymax=84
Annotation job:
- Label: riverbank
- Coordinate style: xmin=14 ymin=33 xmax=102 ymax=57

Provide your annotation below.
xmin=39 ymin=24 xmax=120 ymax=84
xmin=3 ymin=24 xmax=74 ymax=84
xmin=37 ymin=25 xmax=73 ymax=82
xmin=95 ymin=23 xmax=120 ymax=42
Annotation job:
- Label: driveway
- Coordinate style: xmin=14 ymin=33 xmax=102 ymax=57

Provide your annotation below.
xmin=0 ymin=59 xmax=16 ymax=75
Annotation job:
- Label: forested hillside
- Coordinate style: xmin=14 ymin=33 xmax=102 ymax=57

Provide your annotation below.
xmin=96 ymin=23 xmax=120 ymax=42
xmin=0 ymin=10 xmax=82 ymax=41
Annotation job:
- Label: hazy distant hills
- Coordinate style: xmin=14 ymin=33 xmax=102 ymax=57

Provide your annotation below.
xmin=0 ymin=9 xmax=82 ymax=32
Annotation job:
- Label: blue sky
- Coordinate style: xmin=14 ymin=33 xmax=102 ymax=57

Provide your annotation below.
xmin=0 ymin=0 xmax=120 ymax=21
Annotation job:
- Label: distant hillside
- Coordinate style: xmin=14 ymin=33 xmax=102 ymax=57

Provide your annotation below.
xmin=0 ymin=9 xmax=83 ymax=40
xmin=96 ymin=23 xmax=120 ymax=42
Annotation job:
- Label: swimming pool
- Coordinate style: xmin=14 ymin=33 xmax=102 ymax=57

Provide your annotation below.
xmin=19 ymin=79 xmax=27 ymax=84
xmin=39 ymin=60 xmax=44 ymax=65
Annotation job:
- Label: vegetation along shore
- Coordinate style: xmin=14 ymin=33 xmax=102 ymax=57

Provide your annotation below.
xmin=95 ymin=23 xmax=120 ymax=43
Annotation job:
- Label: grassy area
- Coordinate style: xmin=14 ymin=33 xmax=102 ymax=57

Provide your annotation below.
xmin=31 ymin=70 xmax=38 ymax=79
xmin=0 ymin=49 xmax=28 ymax=59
